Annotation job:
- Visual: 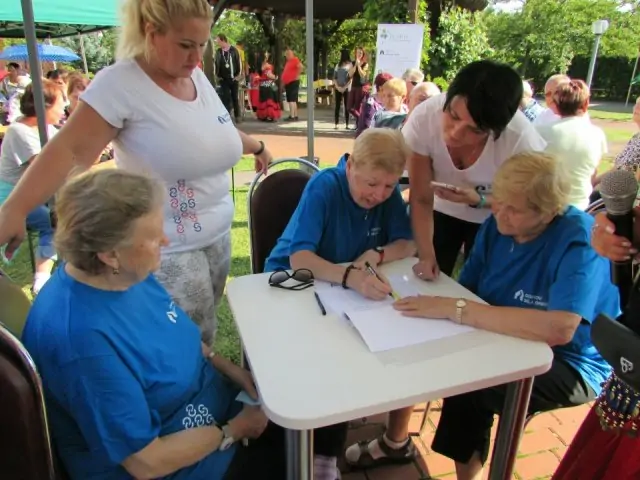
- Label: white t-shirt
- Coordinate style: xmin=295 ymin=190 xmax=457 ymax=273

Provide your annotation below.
xmin=81 ymin=59 xmax=243 ymax=254
xmin=0 ymin=122 xmax=58 ymax=185
xmin=537 ymin=116 xmax=607 ymax=210
xmin=533 ymin=107 xmax=591 ymax=127
xmin=403 ymin=94 xmax=547 ymax=224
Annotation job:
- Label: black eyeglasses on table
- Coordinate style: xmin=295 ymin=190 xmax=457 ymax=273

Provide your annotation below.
xmin=268 ymin=268 xmax=314 ymax=291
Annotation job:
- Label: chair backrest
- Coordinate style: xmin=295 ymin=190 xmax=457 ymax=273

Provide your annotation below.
xmin=0 ymin=269 xmax=32 ymax=338
xmin=0 ymin=322 xmax=56 ymax=479
xmin=248 ymin=158 xmax=320 ymax=274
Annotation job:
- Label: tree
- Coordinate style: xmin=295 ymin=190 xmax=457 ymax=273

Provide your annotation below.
xmin=56 ymin=31 xmax=115 ymax=73
xmin=429 ymin=7 xmax=493 ymax=79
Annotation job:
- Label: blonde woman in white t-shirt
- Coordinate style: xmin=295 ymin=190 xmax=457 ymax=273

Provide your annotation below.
xmin=536 ymin=79 xmax=607 ymax=210
xmin=0 ymin=0 xmax=273 ymax=346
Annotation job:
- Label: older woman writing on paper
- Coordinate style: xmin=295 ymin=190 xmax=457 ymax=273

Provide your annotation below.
xmin=345 ymin=152 xmax=619 ymax=479
xmin=265 ymin=128 xmax=416 ymax=299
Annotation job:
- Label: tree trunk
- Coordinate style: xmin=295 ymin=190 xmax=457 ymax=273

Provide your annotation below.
xmin=203 ymin=38 xmax=215 ymax=87
xmin=408 ymin=0 xmax=420 ymax=23
xmin=427 ymin=0 xmax=443 ymax=42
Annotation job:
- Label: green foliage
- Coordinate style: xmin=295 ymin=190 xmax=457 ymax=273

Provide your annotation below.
xmin=430 ymin=76 xmax=450 ymax=91
xmin=482 ymin=0 xmax=640 ymax=81
xmin=428 ymin=7 xmax=493 ymax=80
xmin=55 ymin=30 xmax=115 ymax=72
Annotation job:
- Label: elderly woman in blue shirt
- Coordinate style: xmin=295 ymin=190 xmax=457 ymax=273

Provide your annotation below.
xmin=266 ymin=128 xmax=416 ymax=299
xmin=345 ymin=151 xmax=619 ymax=480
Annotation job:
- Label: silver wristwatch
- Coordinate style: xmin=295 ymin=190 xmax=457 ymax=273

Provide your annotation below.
xmin=219 ymin=424 xmax=235 ymax=451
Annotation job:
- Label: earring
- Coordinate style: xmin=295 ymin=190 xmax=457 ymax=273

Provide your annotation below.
xmin=112 ymin=267 xmax=120 ymax=275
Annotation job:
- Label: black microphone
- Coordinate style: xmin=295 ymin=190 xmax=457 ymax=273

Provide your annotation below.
xmin=599 ymin=169 xmax=638 ymax=308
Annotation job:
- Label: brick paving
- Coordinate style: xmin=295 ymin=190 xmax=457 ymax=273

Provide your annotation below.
xmin=341 ymin=400 xmax=592 ymax=480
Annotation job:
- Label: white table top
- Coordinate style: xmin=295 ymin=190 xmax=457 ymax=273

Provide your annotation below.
xmin=226 ymin=258 xmax=553 ymax=430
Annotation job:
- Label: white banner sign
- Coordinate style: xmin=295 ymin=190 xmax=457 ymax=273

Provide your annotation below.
xmin=374 ymin=23 xmax=425 ymax=80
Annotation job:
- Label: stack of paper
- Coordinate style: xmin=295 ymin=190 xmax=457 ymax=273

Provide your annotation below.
xmin=315 ymin=275 xmax=474 ymax=352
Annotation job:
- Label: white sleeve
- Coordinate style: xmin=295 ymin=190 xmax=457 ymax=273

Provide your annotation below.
xmin=6 ymin=127 xmax=42 ymax=165
xmin=402 ymin=99 xmax=432 ymax=156
xmin=512 ymin=123 xmax=547 ymax=155
xmin=79 ymin=65 xmax=131 ymax=129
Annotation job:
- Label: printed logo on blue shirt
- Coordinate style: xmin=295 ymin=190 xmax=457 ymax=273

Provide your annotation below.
xmin=368 ymin=227 xmax=381 ymax=238
xmin=513 ymin=289 xmax=548 ymax=307
xmin=182 ymin=403 xmax=214 ymax=429
xmin=217 ymin=112 xmax=232 ymax=124
xmin=166 ymin=301 xmax=178 ymax=323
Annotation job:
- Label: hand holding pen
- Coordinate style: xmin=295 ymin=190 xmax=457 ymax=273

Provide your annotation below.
xmin=364 ymin=261 xmax=400 ymax=300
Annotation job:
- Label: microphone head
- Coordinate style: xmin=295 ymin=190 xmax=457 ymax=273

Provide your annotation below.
xmin=600 ymin=169 xmax=638 ymax=215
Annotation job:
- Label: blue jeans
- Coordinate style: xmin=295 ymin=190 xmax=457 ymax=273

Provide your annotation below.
xmin=0 ymin=180 xmax=55 ymax=261
xmin=27 ymin=204 xmax=55 ymax=261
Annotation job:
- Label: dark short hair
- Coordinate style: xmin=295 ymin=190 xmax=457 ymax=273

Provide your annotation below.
xmin=216 ymin=34 xmax=228 ymax=42
xmin=444 ymin=60 xmax=522 ymax=140
xmin=20 ymin=79 xmax=62 ymax=118
xmin=553 ymin=79 xmax=589 ymax=117
xmin=7 ymin=62 xmax=20 ymax=70
xmin=46 ymin=69 xmax=61 ymax=80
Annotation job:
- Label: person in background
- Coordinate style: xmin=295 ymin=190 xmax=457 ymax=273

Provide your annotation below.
xmin=0 ymin=62 xmax=31 ymax=124
xmin=235 ymin=40 xmax=247 ymax=79
xmin=370 ymin=78 xmax=407 ymax=128
xmin=255 ymin=52 xmax=281 ymax=122
xmin=333 ymin=49 xmax=352 ymax=130
xmin=64 ymin=72 xmax=89 ymax=118
xmin=0 ymin=0 xmax=273 ymax=347
xmin=282 ymin=47 xmax=303 ymax=121
xmin=592 ymin=95 xmax=640 ymax=199
xmin=355 ymin=72 xmax=392 ymax=137
xmin=533 ymin=74 xmax=569 ymax=126
xmin=404 ymin=59 xmax=546 ymax=278
xmin=520 ymin=80 xmax=544 ymax=122
xmin=537 ymin=79 xmax=607 ymax=210
xmin=373 ymin=82 xmax=440 ymax=130
xmin=0 ymin=81 xmax=64 ymax=293
xmin=346 ymin=152 xmax=619 ymax=478
xmin=401 ymin=68 xmax=424 ymax=101
xmin=215 ymin=34 xmax=242 ymax=123
xmin=347 ymin=47 xmax=369 ymax=119
xmin=22 ymin=169 xmax=292 ymax=480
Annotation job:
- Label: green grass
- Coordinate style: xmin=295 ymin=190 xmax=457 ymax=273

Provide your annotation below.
xmin=589 ymin=109 xmax=633 ymax=122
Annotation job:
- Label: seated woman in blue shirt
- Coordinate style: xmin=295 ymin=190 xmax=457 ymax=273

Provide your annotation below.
xmin=265 ymin=128 xmax=416 ymax=299
xmin=345 ymin=151 xmax=620 ymax=479
xmin=22 ymin=169 xmax=344 ymax=480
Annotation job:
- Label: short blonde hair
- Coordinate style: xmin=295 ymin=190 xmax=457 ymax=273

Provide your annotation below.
xmin=54 ymin=169 xmax=165 ymax=275
xmin=117 ymin=0 xmax=212 ymax=60
xmin=384 ymin=78 xmax=407 ymax=97
xmin=493 ymin=152 xmax=570 ymax=217
xmin=402 ymin=68 xmax=424 ymax=83
xmin=350 ymin=129 xmax=409 ymax=175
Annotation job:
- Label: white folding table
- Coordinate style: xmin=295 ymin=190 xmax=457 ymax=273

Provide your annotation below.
xmin=226 ymin=257 xmax=553 ymax=479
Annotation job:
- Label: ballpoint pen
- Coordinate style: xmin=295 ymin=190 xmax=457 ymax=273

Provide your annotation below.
xmin=364 ymin=261 xmax=400 ymax=300
xmin=314 ymin=291 xmax=327 ymax=315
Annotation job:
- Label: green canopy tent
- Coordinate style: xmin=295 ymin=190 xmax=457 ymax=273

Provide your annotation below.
xmin=1 ymin=0 xmax=118 ymax=145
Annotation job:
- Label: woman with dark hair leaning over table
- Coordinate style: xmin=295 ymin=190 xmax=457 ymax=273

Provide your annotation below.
xmin=345 ymin=151 xmax=620 ymax=480
xmin=265 ymin=128 xmax=416 ymax=479
xmin=552 ymin=208 xmax=640 ymax=480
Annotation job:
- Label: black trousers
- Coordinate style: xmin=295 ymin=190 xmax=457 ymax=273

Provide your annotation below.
xmin=431 ymin=358 xmax=596 ymax=465
xmin=219 ymin=79 xmax=241 ymax=120
xmin=334 ymin=89 xmax=349 ymax=126
xmin=223 ymin=422 xmax=348 ymax=479
xmin=433 ymin=210 xmax=482 ymax=276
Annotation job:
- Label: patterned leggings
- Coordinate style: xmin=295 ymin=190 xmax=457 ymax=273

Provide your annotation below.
xmin=155 ymin=232 xmax=231 ymax=346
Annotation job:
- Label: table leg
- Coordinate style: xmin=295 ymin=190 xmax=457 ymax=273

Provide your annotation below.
xmin=488 ymin=377 xmax=534 ymax=480
xmin=286 ymin=429 xmax=314 ymax=480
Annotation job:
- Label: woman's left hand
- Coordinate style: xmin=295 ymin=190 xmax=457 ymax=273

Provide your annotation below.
xmin=225 ymin=362 xmax=260 ymax=400
xmin=434 ymin=186 xmax=480 ymax=206
xmin=254 ymin=147 xmax=273 ymax=175
xmin=393 ymin=295 xmax=455 ymax=320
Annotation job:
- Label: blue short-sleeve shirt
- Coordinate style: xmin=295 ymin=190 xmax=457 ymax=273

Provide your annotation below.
xmin=459 ymin=206 xmax=619 ymax=394
xmin=264 ymin=167 xmax=412 ymax=271
xmin=22 ymin=266 xmax=241 ymax=479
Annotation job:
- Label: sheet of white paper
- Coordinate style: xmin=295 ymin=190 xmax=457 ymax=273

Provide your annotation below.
xmin=345 ymin=304 xmax=474 ymax=352
xmin=314 ymin=275 xmax=420 ymax=316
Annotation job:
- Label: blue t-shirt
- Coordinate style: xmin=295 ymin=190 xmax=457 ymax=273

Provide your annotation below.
xmin=22 ymin=266 xmax=241 ymax=480
xmin=459 ymin=206 xmax=619 ymax=395
xmin=265 ymin=167 xmax=412 ymax=271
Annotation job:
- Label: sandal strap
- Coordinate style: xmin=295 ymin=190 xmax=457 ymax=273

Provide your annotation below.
xmin=376 ymin=435 xmax=416 ymax=460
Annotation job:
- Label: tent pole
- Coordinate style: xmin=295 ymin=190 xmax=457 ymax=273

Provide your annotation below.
xmin=626 ymin=49 xmax=639 ymax=107
xmin=305 ymin=0 xmax=314 ymax=162
xmin=79 ymin=33 xmax=89 ymax=74
xmin=20 ymin=0 xmax=48 ymax=147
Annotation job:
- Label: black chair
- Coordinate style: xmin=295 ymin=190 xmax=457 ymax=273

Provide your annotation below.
xmin=247 ymin=157 xmax=320 ymax=274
